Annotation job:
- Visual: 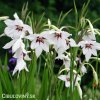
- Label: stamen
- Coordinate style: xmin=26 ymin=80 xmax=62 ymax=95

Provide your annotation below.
xmin=85 ymin=43 xmax=93 ymax=49
xmin=16 ymin=25 xmax=23 ymax=31
xmin=66 ymin=77 xmax=70 ymax=81
xmin=55 ymin=32 xmax=62 ymax=39
xmin=36 ymin=36 xmax=45 ymax=44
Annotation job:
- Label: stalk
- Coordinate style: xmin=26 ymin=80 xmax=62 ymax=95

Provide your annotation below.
xmin=20 ymin=72 xmax=22 ymax=100
xmin=70 ymin=48 xmax=74 ymax=100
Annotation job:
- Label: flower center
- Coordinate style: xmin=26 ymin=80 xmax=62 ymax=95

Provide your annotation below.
xmin=36 ymin=36 xmax=45 ymax=44
xmin=66 ymin=77 xmax=70 ymax=81
xmin=85 ymin=43 xmax=93 ymax=49
xmin=55 ymin=32 xmax=62 ymax=40
xmin=16 ymin=25 xmax=23 ymax=31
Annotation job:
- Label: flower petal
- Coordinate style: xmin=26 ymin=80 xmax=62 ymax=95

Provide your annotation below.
xmin=65 ymin=81 xmax=70 ymax=87
xmin=4 ymin=19 xmax=14 ymax=26
xmin=25 ymin=34 xmax=36 ymax=41
xmin=91 ymin=48 xmax=97 ymax=56
xmin=58 ymin=75 xmax=66 ymax=81
xmin=24 ymin=24 xmax=33 ymax=34
xmin=12 ymin=39 xmax=21 ymax=53
xmin=3 ymin=39 xmax=16 ymax=49
xmin=35 ymin=47 xmax=42 ymax=58
xmin=14 ymin=13 xmax=19 ymax=19
xmin=85 ymin=50 xmax=92 ymax=62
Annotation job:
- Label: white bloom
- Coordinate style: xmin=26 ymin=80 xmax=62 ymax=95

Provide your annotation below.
xmin=4 ymin=13 xmax=32 ymax=39
xmin=49 ymin=30 xmax=71 ymax=53
xmin=3 ymin=38 xmax=27 ymax=53
xmin=81 ymin=65 xmax=87 ymax=74
xmin=78 ymin=40 xmax=100 ymax=62
xmin=56 ymin=54 xmax=70 ymax=68
xmin=58 ymin=73 xmax=81 ymax=87
xmin=58 ymin=74 xmax=70 ymax=87
xmin=26 ymin=31 xmax=51 ymax=58
xmin=12 ymin=56 xmax=29 ymax=77
xmin=12 ymin=48 xmax=30 ymax=77
xmin=82 ymin=29 xmax=96 ymax=41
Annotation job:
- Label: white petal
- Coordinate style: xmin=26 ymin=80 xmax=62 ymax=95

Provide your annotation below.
xmin=85 ymin=50 xmax=92 ymax=62
xmin=14 ymin=19 xmax=23 ymax=26
xmin=14 ymin=13 xmax=19 ymax=19
xmin=12 ymin=68 xmax=18 ymax=76
xmin=31 ymin=41 xmax=39 ymax=49
xmin=57 ymin=47 xmax=66 ymax=55
xmin=62 ymin=31 xmax=71 ymax=38
xmin=20 ymin=41 xmax=27 ymax=54
xmin=76 ymin=75 xmax=81 ymax=82
xmin=78 ymin=41 xmax=85 ymax=47
xmin=25 ymin=34 xmax=36 ymax=41
xmin=81 ymin=65 xmax=87 ymax=74
xmin=41 ymin=43 xmax=49 ymax=52
xmin=23 ymin=24 xmax=33 ymax=34
xmin=4 ymin=19 xmax=14 ymax=26
xmin=83 ymin=47 xmax=88 ymax=54
xmin=65 ymin=81 xmax=70 ymax=87
xmin=70 ymin=38 xmax=77 ymax=47
xmin=3 ymin=39 xmax=16 ymax=49
xmin=64 ymin=60 xmax=70 ymax=68
xmin=13 ymin=58 xmax=28 ymax=76
xmin=24 ymin=54 xmax=31 ymax=61
xmin=55 ymin=54 xmax=65 ymax=60
xmin=58 ymin=75 xmax=66 ymax=81
xmin=93 ymin=42 xmax=100 ymax=50
xmin=35 ymin=47 xmax=42 ymax=58
xmin=13 ymin=48 xmax=22 ymax=58
xmin=12 ymin=39 xmax=21 ymax=53
xmin=4 ymin=27 xmax=15 ymax=37
xmin=91 ymin=49 xmax=97 ymax=56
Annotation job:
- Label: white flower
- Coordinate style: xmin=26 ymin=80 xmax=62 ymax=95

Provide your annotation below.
xmin=12 ymin=56 xmax=29 ymax=77
xmin=56 ymin=54 xmax=70 ymax=68
xmin=3 ymin=38 xmax=27 ymax=53
xmin=78 ymin=40 xmax=100 ymax=62
xmin=58 ymin=74 xmax=70 ymax=87
xmin=26 ymin=31 xmax=51 ymax=58
xmin=13 ymin=48 xmax=31 ymax=61
xmin=58 ymin=73 xmax=81 ymax=87
xmin=49 ymin=30 xmax=71 ymax=53
xmin=82 ymin=29 xmax=96 ymax=41
xmin=4 ymin=13 xmax=32 ymax=39
xmin=12 ymin=48 xmax=30 ymax=77
xmin=81 ymin=65 xmax=87 ymax=74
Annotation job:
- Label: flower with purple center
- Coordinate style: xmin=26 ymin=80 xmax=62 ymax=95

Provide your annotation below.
xmin=78 ymin=40 xmax=100 ymax=62
xmin=4 ymin=13 xmax=32 ymax=39
xmin=26 ymin=31 xmax=51 ymax=58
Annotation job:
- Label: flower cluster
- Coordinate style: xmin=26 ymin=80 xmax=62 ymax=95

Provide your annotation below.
xmin=3 ymin=13 xmax=32 ymax=77
xmin=1 ymin=13 xmax=100 ymax=99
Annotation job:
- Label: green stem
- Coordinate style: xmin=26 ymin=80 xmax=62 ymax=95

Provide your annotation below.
xmin=70 ymin=48 xmax=74 ymax=100
xmin=20 ymin=72 xmax=22 ymax=100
